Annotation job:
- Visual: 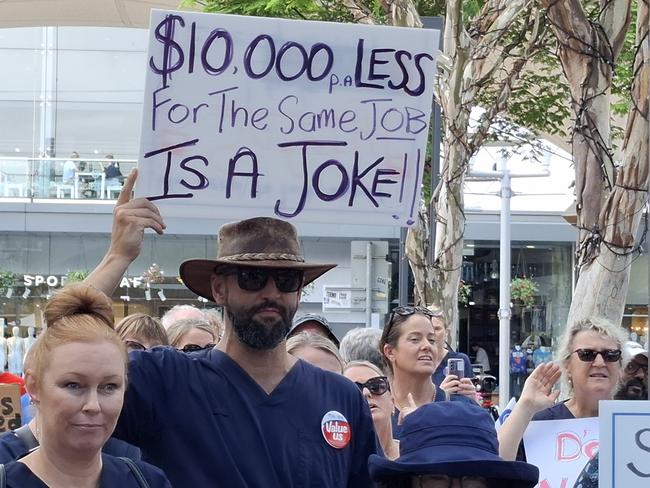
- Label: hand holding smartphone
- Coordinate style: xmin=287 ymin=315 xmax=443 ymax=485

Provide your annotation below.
xmin=447 ymin=358 xmax=465 ymax=379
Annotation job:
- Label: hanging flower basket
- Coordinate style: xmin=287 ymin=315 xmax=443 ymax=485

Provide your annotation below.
xmin=141 ymin=263 xmax=164 ymax=285
xmin=458 ymin=280 xmax=472 ymax=307
xmin=510 ymin=277 xmax=538 ymax=309
xmin=0 ymin=271 xmax=18 ymax=294
xmin=66 ymin=270 xmax=89 ymax=284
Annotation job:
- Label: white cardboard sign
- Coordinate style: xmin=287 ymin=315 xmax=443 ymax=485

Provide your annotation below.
xmin=599 ymin=400 xmax=650 ymax=488
xmin=523 ymin=417 xmax=599 ymax=488
xmin=137 ymin=10 xmax=439 ymax=226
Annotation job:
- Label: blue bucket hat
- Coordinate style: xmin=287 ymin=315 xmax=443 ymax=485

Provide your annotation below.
xmin=368 ymin=402 xmax=539 ymax=488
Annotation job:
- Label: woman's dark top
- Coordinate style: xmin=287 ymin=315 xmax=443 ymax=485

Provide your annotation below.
xmin=3 ymin=453 xmax=170 ymax=487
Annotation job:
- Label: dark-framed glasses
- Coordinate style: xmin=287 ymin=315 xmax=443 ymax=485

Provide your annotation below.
xmin=180 ymin=343 xmax=216 ymax=353
xmin=573 ymin=348 xmax=622 ymax=363
xmin=625 ymin=360 xmax=648 ymax=375
xmin=217 ymin=266 xmax=304 ymax=293
xmin=354 ymin=376 xmax=390 ymax=396
xmin=125 ymin=340 xmax=147 ymax=352
xmin=416 ymin=474 xmax=488 ymax=488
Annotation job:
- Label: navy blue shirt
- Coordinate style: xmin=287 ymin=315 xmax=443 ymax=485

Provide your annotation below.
xmin=3 ymin=453 xmax=170 ymax=487
xmin=532 ymin=401 xmax=574 ymax=421
xmin=0 ymin=431 xmax=140 ymax=464
xmin=432 ymin=351 xmax=474 ymax=386
xmin=114 ymin=347 xmax=377 ymax=487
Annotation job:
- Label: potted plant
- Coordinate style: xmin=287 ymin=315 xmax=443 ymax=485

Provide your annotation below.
xmin=458 ymin=280 xmax=472 ymax=307
xmin=0 ymin=271 xmax=18 ymax=296
xmin=141 ymin=263 xmax=165 ymax=286
xmin=66 ymin=269 xmax=89 ymax=284
xmin=510 ymin=277 xmax=539 ymax=309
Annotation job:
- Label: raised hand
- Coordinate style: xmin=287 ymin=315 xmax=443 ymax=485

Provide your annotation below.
xmin=397 ymin=392 xmax=418 ymax=425
xmin=519 ymin=362 xmax=562 ymax=412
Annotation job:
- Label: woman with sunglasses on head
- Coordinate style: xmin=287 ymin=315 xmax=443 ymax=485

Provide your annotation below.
xmin=498 ymin=318 xmax=625 ymax=460
xmin=380 ymin=306 xmax=450 ymax=437
xmin=343 ymin=361 xmax=399 ymax=460
xmin=1 ymin=285 xmax=171 ymax=487
xmin=167 ymin=318 xmax=217 ymax=353
xmin=116 ymin=314 xmax=169 ymax=352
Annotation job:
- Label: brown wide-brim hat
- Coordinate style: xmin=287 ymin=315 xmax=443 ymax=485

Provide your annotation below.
xmin=179 ymin=217 xmax=336 ymax=302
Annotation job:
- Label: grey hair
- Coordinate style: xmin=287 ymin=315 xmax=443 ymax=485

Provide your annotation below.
xmin=167 ymin=318 xmax=217 ymax=348
xmin=286 ymin=331 xmax=343 ymax=370
xmin=161 ymin=304 xmax=208 ymax=329
xmin=557 ymin=317 xmax=626 ymax=396
xmin=339 ymin=327 xmax=386 ymax=374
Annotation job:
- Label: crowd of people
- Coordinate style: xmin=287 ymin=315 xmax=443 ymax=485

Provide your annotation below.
xmin=0 ymin=169 xmax=646 ymax=487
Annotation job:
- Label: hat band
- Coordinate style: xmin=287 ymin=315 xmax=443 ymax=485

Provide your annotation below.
xmin=219 ymin=252 xmax=305 ymax=263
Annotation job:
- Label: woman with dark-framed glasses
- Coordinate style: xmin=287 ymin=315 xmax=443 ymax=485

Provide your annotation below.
xmin=115 ymin=314 xmax=169 ymax=352
xmin=379 ymin=306 xmax=448 ymax=437
xmin=498 ymin=318 xmax=625 ymax=460
xmin=344 ymin=361 xmax=399 ymax=460
xmin=167 ymin=318 xmax=217 ymax=353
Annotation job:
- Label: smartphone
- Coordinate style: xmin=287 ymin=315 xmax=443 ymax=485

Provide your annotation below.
xmin=447 ymin=358 xmax=465 ymax=379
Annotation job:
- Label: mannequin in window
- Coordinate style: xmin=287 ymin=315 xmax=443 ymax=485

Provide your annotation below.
xmin=23 ymin=326 xmax=36 ymax=364
xmin=6 ymin=327 xmax=24 ymax=375
xmin=0 ymin=324 xmax=6 ymax=372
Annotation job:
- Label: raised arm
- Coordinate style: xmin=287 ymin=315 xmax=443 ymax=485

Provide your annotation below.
xmin=497 ymin=362 xmax=561 ymax=460
xmin=84 ymin=169 xmax=166 ymax=296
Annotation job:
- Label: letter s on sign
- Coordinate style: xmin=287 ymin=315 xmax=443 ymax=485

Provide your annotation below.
xmin=626 ymin=428 xmax=650 ymax=478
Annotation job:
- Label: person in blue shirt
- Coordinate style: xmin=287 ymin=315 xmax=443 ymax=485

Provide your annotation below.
xmin=84 ymin=171 xmax=378 ymax=488
xmin=1 ymin=285 xmax=170 ymax=488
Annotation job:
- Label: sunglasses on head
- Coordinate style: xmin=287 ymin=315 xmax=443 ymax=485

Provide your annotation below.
xmin=217 ymin=266 xmax=304 ymax=293
xmin=180 ymin=343 xmax=216 ymax=353
xmin=354 ymin=376 xmax=390 ymax=396
xmin=573 ymin=348 xmax=622 ymax=362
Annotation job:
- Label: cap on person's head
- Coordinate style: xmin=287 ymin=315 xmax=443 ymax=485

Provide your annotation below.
xmin=289 ymin=313 xmax=339 ymax=348
xmin=368 ymin=402 xmax=539 ymax=487
xmin=623 ymin=341 xmax=648 ymax=368
xmin=179 ymin=217 xmax=336 ymax=302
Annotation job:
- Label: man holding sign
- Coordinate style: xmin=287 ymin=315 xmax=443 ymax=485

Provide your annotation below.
xmin=85 ymin=170 xmax=377 ymax=487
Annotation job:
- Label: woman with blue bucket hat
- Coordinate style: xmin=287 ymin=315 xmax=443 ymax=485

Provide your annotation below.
xmin=368 ymin=402 xmax=539 ymax=488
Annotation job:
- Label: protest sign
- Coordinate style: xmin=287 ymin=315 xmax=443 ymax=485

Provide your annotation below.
xmin=599 ymin=400 xmax=650 ymax=488
xmin=494 ymin=397 xmax=517 ymax=431
xmin=137 ymin=10 xmax=439 ymax=226
xmin=523 ymin=417 xmax=598 ymax=488
xmin=0 ymin=383 xmax=21 ymax=432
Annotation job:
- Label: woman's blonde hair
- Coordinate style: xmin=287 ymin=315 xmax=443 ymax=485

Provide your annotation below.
xmin=343 ymin=360 xmax=386 ymax=378
xmin=167 ymin=318 xmax=216 ymax=348
xmin=116 ymin=313 xmax=168 ymax=346
xmin=287 ymin=332 xmax=344 ymax=372
xmin=29 ymin=284 xmax=127 ymax=384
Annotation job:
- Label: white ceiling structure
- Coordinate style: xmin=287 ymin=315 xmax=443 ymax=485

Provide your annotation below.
xmin=0 ymin=0 xmax=196 ymax=28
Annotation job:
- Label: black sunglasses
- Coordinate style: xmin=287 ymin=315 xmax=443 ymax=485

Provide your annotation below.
xmin=217 ymin=267 xmax=304 ymax=293
xmin=573 ymin=348 xmax=622 ymax=363
xmin=354 ymin=376 xmax=390 ymax=396
xmin=384 ymin=305 xmax=442 ymax=336
xmin=180 ymin=343 xmax=216 ymax=353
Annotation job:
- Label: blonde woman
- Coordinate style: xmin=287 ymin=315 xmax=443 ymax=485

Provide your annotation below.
xmin=287 ymin=331 xmax=343 ymax=374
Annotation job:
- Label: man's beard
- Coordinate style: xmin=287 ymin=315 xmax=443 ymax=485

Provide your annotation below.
xmin=228 ymin=299 xmax=294 ymax=350
xmin=614 ymin=377 xmax=648 ymax=400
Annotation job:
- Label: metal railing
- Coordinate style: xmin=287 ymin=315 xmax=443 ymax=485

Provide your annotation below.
xmin=0 ymin=156 xmax=137 ymax=200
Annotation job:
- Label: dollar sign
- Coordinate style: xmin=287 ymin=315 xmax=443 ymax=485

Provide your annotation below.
xmin=149 ymin=14 xmax=185 ymax=88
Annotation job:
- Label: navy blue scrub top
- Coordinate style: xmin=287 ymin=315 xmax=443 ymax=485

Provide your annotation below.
xmin=3 ymin=453 xmax=170 ymax=487
xmin=0 ymin=432 xmax=140 ymax=464
xmin=115 ymin=347 xmax=377 ymax=487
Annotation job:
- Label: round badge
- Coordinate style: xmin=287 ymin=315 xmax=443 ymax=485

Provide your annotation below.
xmin=321 ymin=410 xmax=351 ymax=449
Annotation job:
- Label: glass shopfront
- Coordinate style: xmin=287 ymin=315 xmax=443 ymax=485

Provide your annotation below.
xmin=0 ymin=231 xmax=220 ymax=331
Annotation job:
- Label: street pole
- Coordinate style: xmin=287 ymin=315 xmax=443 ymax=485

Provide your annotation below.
xmin=498 ymin=162 xmax=512 ymax=412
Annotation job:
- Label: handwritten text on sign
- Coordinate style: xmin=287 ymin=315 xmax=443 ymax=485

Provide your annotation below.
xmin=523 ymin=417 xmax=599 ymax=488
xmin=137 ymin=10 xmax=439 ymax=226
